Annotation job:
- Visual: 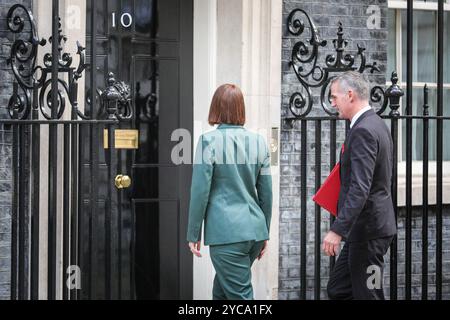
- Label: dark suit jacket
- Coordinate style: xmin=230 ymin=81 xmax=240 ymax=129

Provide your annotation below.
xmin=330 ymin=109 xmax=397 ymax=242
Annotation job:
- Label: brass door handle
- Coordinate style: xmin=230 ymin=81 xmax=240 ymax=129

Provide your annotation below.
xmin=115 ymin=175 xmax=132 ymax=189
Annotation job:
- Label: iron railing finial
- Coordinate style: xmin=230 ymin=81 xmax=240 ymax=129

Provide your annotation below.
xmin=385 ymin=71 xmax=404 ymax=116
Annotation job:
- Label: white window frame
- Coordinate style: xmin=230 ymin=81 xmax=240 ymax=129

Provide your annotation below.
xmin=387 ymin=0 xmax=450 ymax=206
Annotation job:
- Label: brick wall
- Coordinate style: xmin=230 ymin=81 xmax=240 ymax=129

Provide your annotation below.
xmin=384 ymin=207 xmax=450 ymax=300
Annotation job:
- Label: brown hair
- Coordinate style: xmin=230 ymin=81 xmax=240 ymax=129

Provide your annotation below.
xmin=208 ymin=84 xmax=246 ymax=126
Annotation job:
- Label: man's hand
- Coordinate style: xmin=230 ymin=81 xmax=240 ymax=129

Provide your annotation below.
xmin=322 ymin=231 xmax=342 ymax=256
xmin=189 ymin=241 xmax=202 ymax=257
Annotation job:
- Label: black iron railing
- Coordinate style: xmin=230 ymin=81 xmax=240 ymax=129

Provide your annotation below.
xmin=2 ymin=0 xmax=131 ymax=300
xmin=285 ymin=0 xmax=448 ymax=300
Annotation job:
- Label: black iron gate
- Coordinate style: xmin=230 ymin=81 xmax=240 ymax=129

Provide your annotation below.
xmin=2 ymin=1 xmax=130 ymax=300
xmin=285 ymin=0 xmax=448 ymax=300
xmin=1 ymin=0 xmax=193 ymax=300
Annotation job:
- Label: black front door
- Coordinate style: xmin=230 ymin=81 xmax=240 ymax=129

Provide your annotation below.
xmin=81 ymin=0 xmax=193 ymax=300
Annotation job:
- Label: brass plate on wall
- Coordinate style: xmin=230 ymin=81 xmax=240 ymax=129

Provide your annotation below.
xmin=104 ymin=129 xmax=139 ymax=149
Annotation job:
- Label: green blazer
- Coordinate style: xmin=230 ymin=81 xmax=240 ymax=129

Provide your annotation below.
xmin=186 ymin=124 xmax=273 ymax=246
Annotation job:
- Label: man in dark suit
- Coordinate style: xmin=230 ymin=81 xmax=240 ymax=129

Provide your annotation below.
xmin=323 ymin=71 xmax=397 ymax=300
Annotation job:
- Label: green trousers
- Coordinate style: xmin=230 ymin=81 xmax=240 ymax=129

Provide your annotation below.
xmin=209 ymin=240 xmax=266 ymax=300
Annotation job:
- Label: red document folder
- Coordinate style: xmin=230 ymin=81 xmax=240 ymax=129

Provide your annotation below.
xmin=312 ymin=162 xmax=341 ymax=217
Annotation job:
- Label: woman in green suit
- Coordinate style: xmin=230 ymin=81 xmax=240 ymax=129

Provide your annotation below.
xmin=187 ymin=84 xmax=273 ymax=300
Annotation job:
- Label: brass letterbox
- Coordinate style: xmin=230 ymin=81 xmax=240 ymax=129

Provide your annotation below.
xmin=104 ymin=129 xmax=139 ymax=149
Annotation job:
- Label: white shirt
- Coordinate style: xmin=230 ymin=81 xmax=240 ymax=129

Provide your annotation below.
xmin=350 ymin=106 xmax=372 ymax=129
